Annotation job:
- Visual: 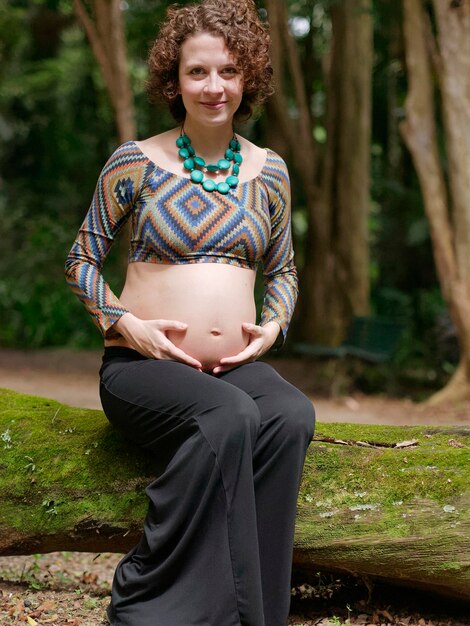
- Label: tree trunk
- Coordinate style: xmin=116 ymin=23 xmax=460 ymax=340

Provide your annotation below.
xmin=400 ymin=0 xmax=470 ymax=403
xmin=265 ymin=0 xmax=373 ymax=345
xmin=73 ymin=0 xmax=136 ymax=143
xmin=264 ymin=0 xmax=318 ymax=202
xmin=1 ymin=389 xmax=469 ymax=600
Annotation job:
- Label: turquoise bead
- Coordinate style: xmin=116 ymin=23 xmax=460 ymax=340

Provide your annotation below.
xmin=218 ymin=159 xmax=231 ymax=170
xmin=202 ymin=179 xmax=217 ymax=192
xmin=190 ymin=169 xmax=204 ymax=183
xmin=177 ymin=131 xmax=242 ymax=194
xmin=217 ymin=182 xmax=230 ymax=194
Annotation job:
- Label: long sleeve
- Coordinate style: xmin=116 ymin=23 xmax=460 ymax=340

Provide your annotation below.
xmin=64 ymin=142 xmax=149 ymax=338
xmin=259 ymin=154 xmax=298 ymax=342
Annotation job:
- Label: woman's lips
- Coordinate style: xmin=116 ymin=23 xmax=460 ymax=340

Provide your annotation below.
xmin=200 ymin=101 xmax=226 ymax=110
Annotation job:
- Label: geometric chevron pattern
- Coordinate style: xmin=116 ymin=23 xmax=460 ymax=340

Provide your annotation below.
xmin=65 ymin=141 xmax=298 ymax=340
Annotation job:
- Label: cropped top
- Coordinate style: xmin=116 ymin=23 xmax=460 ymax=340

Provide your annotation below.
xmin=64 ymin=140 xmax=298 ymax=341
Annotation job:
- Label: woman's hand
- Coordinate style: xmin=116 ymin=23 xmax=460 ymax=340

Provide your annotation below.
xmin=212 ymin=321 xmax=280 ymax=374
xmin=113 ymin=313 xmax=203 ymax=369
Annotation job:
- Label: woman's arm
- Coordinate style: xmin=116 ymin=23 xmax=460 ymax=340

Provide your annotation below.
xmin=259 ymin=153 xmax=298 ymax=344
xmin=64 ymin=143 xmax=147 ymax=338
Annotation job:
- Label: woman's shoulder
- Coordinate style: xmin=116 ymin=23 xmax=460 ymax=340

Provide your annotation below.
xmin=103 ymin=139 xmax=148 ymax=168
xmin=235 ymin=136 xmax=287 ymax=184
xmin=136 ymin=129 xmax=180 ymax=154
xmin=96 ymin=140 xmax=156 ymax=195
xmin=257 ymin=147 xmax=290 ymax=193
xmin=263 ymin=147 xmax=289 ymax=174
xmin=238 ymin=136 xmax=287 ymax=174
xmin=104 ymin=130 xmax=176 ymax=165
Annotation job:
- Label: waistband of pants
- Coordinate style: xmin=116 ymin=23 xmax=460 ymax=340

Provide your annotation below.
xmin=102 ymin=346 xmax=147 ymax=363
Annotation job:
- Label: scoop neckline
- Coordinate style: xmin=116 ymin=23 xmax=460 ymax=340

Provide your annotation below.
xmin=130 ymin=140 xmax=270 ymax=187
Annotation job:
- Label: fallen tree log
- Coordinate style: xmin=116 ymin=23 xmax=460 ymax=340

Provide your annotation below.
xmin=0 ymin=388 xmax=469 ymax=601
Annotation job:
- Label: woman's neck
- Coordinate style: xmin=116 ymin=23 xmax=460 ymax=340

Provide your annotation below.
xmin=181 ymin=119 xmax=235 ymax=161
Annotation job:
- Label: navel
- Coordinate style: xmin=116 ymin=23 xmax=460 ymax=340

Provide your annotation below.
xmin=210 ymin=328 xmax=222 ymax=337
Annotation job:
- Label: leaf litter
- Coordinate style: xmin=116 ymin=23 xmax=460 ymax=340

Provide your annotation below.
xmin=0 ymin=553 xmax=469 ymax=625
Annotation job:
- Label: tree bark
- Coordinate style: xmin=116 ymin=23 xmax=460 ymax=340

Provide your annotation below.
xmin=265 ymin=0 xmax=373 ymax=345
xmin=1 ymin=389 xmax=469 ymax=600
xmin=264 ymin=0 xmax=318 ymax=204
xmin=305 ymin=0 xmax=373 ymax=344
xmin=73 ymin=0 xmax=136 ymax=143
xmin=400 ymin=0 xmax=470 ymax=403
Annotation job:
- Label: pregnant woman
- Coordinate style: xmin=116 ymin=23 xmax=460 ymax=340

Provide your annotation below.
xmin=65 ymin=1 xmax=315 ymax=624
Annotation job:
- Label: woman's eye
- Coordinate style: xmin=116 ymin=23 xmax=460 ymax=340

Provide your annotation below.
xmin=222 ymin=67 xmax=238 ymax=74
xmin=190 ymin=68 xmax=205 ymax=75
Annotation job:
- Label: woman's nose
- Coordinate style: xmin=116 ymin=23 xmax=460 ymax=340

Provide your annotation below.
xmin=204 ymin=72 xmax=223 ymax=94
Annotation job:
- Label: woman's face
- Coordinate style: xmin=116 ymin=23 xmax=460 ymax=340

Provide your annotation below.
xmin=178 ymin=32 xmax=243 ymax=128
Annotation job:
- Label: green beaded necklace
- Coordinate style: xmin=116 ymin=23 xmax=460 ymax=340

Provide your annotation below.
xmin=176 ymin=130 xmax=243 ymax=194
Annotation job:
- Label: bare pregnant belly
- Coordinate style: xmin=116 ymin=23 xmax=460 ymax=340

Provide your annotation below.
xmin=108 ymin=263 xmax=258 ymax=371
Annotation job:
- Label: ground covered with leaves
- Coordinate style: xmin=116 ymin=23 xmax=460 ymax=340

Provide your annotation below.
xmin=0 ymin=552 xmax=469 ymax=626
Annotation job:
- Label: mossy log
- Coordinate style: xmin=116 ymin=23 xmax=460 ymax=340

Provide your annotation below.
xmin=1 ymin=388 xmax=469 ymax=601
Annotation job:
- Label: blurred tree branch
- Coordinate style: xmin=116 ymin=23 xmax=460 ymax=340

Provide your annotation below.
xmin=73 ymin=0 xmax=136 ymax=142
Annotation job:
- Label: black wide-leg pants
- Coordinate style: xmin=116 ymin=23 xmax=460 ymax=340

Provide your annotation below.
xmin=99 ymin=347 xmax=315 ymax=626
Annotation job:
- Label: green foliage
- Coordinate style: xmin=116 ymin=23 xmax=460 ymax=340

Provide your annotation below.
xmin=0 ymin=2 xmax=131 ymax=347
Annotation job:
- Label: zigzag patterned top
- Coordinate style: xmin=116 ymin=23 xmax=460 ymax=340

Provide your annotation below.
xmin=65 ymin=141 xmax=298 ymax=341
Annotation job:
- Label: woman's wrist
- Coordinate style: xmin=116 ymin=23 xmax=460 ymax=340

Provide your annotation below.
xmin=113 ymin=312 xmax=139 ymax=337
xmin=261 ymin=321 xmax=281 ymax=349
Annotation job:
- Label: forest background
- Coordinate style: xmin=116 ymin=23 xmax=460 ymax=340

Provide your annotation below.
xmin=1 ymin=0 xmax=469 ymax=405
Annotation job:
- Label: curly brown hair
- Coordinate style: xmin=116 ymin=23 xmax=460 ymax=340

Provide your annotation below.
xmin=147 ymin=0 xmax=274 ymax=122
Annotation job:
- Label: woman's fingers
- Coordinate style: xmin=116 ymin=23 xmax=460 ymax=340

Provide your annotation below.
xmin=120 ymin=317 xmax=202 ymax=368
xmin=150 ymin=320 xmax=201 ymax=367
xmin=242 ymin=322 xmax=262 ymax=336
xmin=212 ymin=343 xmax=261 ymax=374
xmin=164 ymin=343 xmax=202 ymax=369
xmin=155 ymin=319 xmax=188 ymax=332
xmin=220 ymin=343 xmax=260 ymax=365
xmin=212 ymin=323 xmax=277 ymax=374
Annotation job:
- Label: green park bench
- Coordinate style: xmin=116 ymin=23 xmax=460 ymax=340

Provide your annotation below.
xmin=293 ymin=316 xmax=404 ymax=364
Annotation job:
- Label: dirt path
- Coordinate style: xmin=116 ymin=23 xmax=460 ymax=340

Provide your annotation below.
xmin=1 ymin=348 xmax=469 ymax=425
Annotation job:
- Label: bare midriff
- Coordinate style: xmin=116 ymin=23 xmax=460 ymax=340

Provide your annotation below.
xmin=105 ymin=262 xmax=257 ymax=371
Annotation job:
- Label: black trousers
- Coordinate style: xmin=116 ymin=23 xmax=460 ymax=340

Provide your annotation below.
xmin=99 ymin=347 xmax=315 ymax=626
